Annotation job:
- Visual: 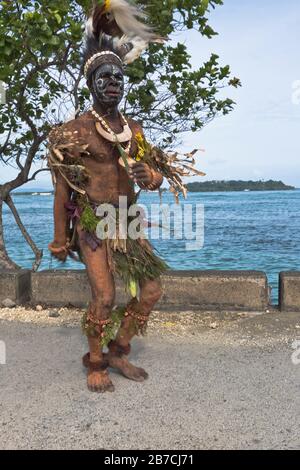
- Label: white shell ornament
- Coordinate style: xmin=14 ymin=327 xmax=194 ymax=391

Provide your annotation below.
xmin=95 ymin=122 xmax=132 ymax=143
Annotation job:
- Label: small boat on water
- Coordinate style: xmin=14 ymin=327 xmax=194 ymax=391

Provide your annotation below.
xmin=31 ymin=192 xmax=52 ymax=196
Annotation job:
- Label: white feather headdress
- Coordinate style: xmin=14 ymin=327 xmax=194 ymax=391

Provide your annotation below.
xmin=83 ymin=0 xmax=165 ymax=77
xmin=104 ymin=0 xmax=161 ymax=42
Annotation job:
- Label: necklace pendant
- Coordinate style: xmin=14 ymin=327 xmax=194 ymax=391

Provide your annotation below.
xmin=95 ymin=122 xmax=133 ymax=144
xmin=95 ymin=122 xmax=118 ymax=143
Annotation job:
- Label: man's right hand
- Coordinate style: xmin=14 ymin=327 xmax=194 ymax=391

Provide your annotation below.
xmin=48 ymin=240 xmax=69 ymax=262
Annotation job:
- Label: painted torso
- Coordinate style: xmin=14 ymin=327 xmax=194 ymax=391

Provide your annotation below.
xmin=63 ymin=111 xmax=141 ymax=205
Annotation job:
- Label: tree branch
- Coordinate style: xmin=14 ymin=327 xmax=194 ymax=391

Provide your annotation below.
xmin=5 ymin=194 xmax=43 ymax=272
xmin=27 ymin=168 xmax=50 ymax=183
xmin=0 ymin=127 xmax=12 ymax=159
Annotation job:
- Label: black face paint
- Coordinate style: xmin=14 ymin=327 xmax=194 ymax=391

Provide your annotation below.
xmin=92 ymin=63 xmax=124 ymax=106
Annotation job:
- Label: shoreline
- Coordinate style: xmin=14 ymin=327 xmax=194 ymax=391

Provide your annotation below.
xmin=0 ymin=305 xmax=266 ymax=335
xmin=12 ymin=188 xmax=300 ymax=196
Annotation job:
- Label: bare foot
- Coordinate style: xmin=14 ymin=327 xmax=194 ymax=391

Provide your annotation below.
xmin=106 ymin=353 xmax=149 ymax=382
xmin=83 ymin=355 xmax=115 ymax=393
xmin=87 ymin=369 xmax=115 ymax=393
xmin=83 ymin=352 xmax=148 ymax=383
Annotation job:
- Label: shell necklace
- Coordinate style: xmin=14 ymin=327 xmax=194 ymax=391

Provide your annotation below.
xmin=90 ymin=108 xmax=132 ymax=155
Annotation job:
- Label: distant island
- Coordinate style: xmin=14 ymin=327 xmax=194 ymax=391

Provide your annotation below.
xmin=12 ymin=187 xmax=53 ymax=195
xmin=186 ymin=180 xmax=296 ymax=192
xmin=11 ymin=180 xmax=296 ymax=195
xmin=13 ymin=191 xmax=54 ymax=196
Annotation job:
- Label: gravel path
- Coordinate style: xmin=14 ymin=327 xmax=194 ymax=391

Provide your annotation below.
xmin=0 ymin=308 xmax=300 ymax=450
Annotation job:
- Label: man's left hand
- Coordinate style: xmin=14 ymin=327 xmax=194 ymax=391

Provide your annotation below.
xmin=129 ymin=162 xmax=153 ymax=186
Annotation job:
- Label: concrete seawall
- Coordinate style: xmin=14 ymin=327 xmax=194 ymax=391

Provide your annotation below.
xmin=31 ymin=269 xmax=269 ymax=311
xmin=0 ymin=270 xmax=31 ymax=305
xmin=0 ymin=268 xmax=299 ymax=311
xmin=279 ymin=272 xmax=300 ymax=312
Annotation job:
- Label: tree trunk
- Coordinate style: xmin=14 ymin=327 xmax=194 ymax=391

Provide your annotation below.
xmin=0 ymin=191 xmax=19 ymax=271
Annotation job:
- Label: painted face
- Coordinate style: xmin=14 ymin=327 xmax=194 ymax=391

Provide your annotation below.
xmin=92 ymin=63 xmax=124 ymax=106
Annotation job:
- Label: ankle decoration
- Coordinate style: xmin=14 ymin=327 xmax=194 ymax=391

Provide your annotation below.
xmin=109 ymin=340 xmax=131 ymax=357
xmin=88 ymin=358 xmax=109 ymax=372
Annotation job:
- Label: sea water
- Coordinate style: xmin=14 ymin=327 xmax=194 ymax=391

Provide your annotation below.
xmin=3 ymin=189 xmax=300 ymax=305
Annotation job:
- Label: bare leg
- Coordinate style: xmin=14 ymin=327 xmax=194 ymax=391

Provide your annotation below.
xmin=107 ymin=277 xmax=162 ymax=381
xmin=78 ymin=226 xmax=115 ymax=393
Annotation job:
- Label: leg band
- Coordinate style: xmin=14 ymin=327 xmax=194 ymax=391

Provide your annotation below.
xmin=88 ymin=359 xmax=109 ymax=372
xmin=108 ymin=340 xmax=131 ymax=357
xmin=125 ymin=300 xmax=150 ymax=335
xmin=82 ymin=353 xmax=108 ymax=371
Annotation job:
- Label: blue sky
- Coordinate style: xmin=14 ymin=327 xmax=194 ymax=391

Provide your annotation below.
xmin=1 ymin=0 xmax=300 ymax=188
xmin=181 ymin=0 xmax=300 ymax=186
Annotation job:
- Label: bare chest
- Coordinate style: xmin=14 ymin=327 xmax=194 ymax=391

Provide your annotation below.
xmin=84 ymin=127 xmax=137 ymax=164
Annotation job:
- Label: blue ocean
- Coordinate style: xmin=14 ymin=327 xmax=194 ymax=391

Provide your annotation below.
xmin=3 ymin=189 xmax=300 ymax=305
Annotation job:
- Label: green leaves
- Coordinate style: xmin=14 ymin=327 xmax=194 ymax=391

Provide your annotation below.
xmin=0 ymin=0 xmax=240 ymax=167
xmin=80 ymin=205 xmax=100 ymax=232
xmin=0 ymin=0 xmax=85 ymax=156
xmin=55 ymin=13 xmax=62 ymax=24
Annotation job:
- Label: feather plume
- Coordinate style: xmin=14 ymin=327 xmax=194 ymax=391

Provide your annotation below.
xmin=108 ymin=0 xmax=159 ymax=41
xmin=91 ymin=0 xmax=165 ymax=43
xmin=122 ymin=36 xmax=148 ymax=64
xmin=83 ymin=0 xmax=166 ymax=73
xmin=85 ymin=15 xmax=94 ymax=39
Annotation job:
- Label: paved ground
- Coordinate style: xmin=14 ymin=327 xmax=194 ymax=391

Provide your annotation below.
xmin=0 ymin=309 xmax=300 ymax=450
